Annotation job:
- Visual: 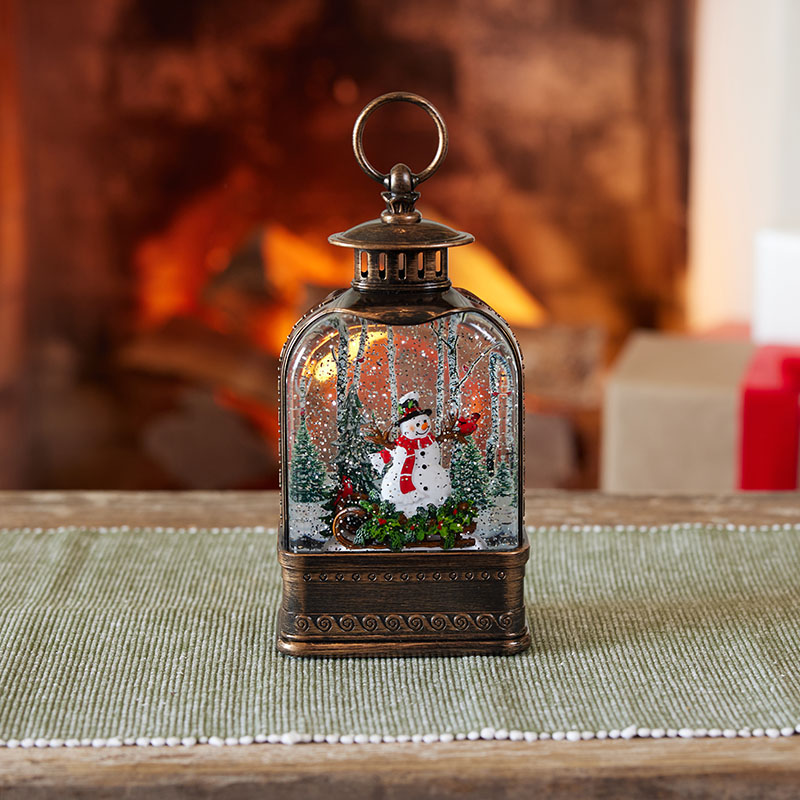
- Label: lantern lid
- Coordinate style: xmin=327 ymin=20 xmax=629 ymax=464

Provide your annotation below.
xmin=329 ymin=217 xmax=473 ymax=251
xmin=328 ymin=92 xmax=474 ymax=258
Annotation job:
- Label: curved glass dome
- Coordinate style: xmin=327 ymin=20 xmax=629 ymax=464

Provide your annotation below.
xmin=282 ymin=304 xmax=522 ymax=554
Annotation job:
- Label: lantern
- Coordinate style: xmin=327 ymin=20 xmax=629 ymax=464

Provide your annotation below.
xmin=278 ymin=92 xmax=529 ymax=656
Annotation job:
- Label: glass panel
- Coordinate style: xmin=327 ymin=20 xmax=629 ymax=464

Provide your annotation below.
xmin=285 ymin=311 xmax=520 ymax=553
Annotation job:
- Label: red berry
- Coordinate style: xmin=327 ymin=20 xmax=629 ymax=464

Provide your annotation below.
xmin=378 ymin=518 xmax=386 ymax=525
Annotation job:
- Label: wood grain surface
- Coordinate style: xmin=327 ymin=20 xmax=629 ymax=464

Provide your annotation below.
xmin=1 ymin=489 xmax=799 ymax=800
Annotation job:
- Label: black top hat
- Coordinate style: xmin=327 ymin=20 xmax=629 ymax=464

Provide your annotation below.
xmin=397 ymin=395 xmax=432 ymax=426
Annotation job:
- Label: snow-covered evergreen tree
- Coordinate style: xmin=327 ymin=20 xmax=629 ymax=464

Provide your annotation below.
xmin=289 ymin=414 xmax=328 ymax=502
xmin=450 ymin=435 xmax=489 ymax=509
xmin=490 ymin=459 xmax=513 ymax=498
xmin=332 ymin=386 xmax=377 ymax=496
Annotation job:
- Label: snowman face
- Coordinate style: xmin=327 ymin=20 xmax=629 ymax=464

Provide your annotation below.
xmin=400 ymin=413 xmax=432 ymax=439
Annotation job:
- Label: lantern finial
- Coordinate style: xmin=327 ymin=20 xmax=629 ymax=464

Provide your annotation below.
xmin=380 ymin=163 xmax=421 ymax=224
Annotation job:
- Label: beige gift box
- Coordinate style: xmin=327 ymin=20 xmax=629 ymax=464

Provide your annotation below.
xmin=602 ymin=332 xmax=755 ymax=494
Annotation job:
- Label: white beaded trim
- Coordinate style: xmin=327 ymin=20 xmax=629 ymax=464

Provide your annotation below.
xmin=0 ymin=525 xmax=278 ymax=535
xmin=528 ymin=522 xmax=800 ymax=534
xmin=2 ymin=724 xmax=799 ymax=747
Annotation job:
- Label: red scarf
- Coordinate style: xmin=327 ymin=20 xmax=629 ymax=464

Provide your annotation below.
xmin=380 ymin=434 xmax=435 ymax=494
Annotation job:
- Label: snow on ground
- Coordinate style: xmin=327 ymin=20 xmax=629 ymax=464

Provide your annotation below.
xmin=288 ymin=500 xmax=330 ymax=552
xmin=288 ymin=495 xmax=519 ymax=552
xmin=473 ymin=494 xmax=519 ymax=550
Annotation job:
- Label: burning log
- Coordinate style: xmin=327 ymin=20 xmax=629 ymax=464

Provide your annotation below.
xmin=118 ymin=317 xmax=278 ymax=407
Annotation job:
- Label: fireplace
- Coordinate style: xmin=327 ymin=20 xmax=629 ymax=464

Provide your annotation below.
xmin=1 ymin=0 xmax=691 ymax=490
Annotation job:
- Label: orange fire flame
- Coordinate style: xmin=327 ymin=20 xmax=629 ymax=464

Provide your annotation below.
xmin=135 ymin=196 xmax=545 ymax=357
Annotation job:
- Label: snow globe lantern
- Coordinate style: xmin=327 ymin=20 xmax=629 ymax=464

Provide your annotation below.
xmin=278 ymin=93 xmax=529 ymax=656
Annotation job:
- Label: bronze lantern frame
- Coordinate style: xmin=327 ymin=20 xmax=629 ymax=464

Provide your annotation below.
xmin=277 ymin=93 xmax=530 ymax=657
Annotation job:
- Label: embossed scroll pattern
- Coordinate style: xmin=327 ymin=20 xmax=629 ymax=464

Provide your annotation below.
xmin=289 ymin=611 xmax=517 ymax=635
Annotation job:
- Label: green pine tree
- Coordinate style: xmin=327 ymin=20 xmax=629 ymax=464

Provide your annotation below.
xmin=289 ymin=414 xmax=328 ymax=502
xmin=490 ymin=459 xmax=513 ymax=498
xmin=332 ymin=387 xmax=377 ymax=496
xmin=450 ymin=435 xmax=489 ymax=509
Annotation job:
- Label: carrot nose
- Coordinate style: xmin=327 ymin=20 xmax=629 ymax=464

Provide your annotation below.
xmin=421 ymin=421 xmax=428 ymax=430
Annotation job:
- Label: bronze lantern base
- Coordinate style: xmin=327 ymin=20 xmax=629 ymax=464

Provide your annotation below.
xmin=277 ymin=535 xmax=530 ymax=657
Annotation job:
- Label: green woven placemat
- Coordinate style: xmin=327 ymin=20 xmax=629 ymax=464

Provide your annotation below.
xmin=1 ymin=522 xmax=799 ymax=748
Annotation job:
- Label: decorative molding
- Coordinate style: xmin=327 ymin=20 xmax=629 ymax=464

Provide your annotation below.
xmin=301 ymin=569 xmax=507 ymax=583
xmin=288 ymin=611 xmax=518 ymax=636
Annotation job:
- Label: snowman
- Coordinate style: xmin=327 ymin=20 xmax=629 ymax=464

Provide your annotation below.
xmin=369 ymin=391 xmax=452 ymax=516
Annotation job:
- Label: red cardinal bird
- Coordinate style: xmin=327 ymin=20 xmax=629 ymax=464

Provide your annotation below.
xmin=456 ymin=412 xmax=480 ymax=436
xmin=334 ymin=475 xmax=354 ymax=507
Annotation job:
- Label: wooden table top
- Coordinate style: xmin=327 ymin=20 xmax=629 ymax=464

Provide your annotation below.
xmin=1 ymin=489 xmax=799 ymax=800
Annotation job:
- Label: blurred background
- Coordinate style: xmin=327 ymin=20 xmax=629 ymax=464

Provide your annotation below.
xmin=1 ymin=0 xmax=798 ymax=493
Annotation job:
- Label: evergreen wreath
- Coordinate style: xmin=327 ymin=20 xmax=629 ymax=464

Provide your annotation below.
xmin=353 ymin=495 xmax=477 ymax=551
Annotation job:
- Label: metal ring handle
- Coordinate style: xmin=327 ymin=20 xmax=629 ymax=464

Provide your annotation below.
xmin=353 ymin=92 xmax=448 ymax=187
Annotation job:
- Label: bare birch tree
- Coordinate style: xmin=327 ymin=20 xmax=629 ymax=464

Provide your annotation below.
xmin=486 ymin=352 xmax=512 ymax=475
xmin=330 ymin=317 xmax=350 ymax=429
xmin=386 ymin=325 xmax=397 ymax=422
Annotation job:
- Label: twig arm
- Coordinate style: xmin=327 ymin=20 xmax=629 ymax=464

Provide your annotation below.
xmin=363 ymin=424 xmax=395 ymax=450
xmin=436 ymin=413 xmax=468 ymax=444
